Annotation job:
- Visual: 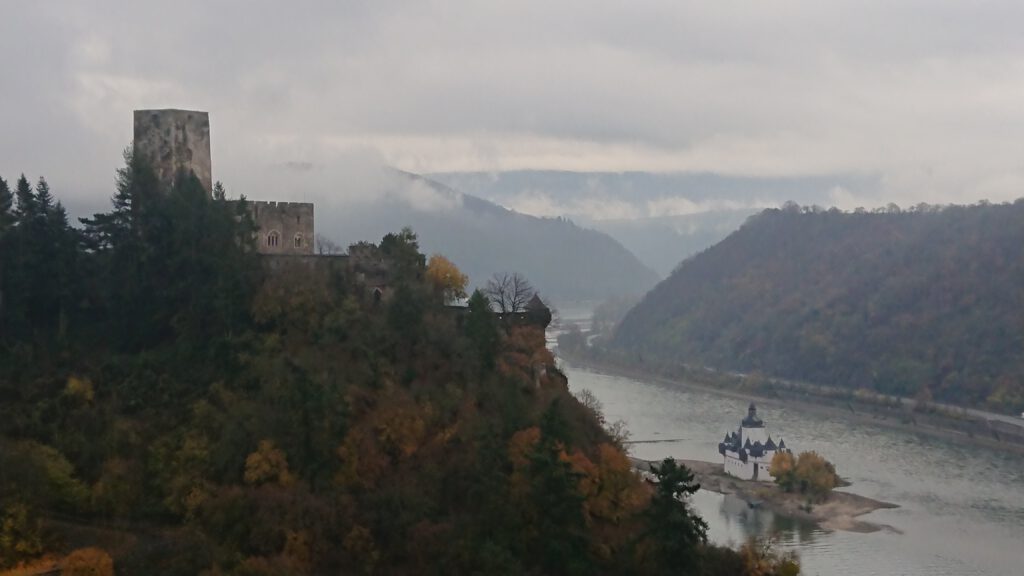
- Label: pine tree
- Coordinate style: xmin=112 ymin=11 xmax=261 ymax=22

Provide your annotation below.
xmin=34 ymin=177 xmax=54 ymax=218
xmin=48 ymin=201 xmax=78 ymax=341
xmin=0 ymin=177 xmax=13 ymax=233
xmin=643 ymin=458 xmax=708 ymax=575
xmin=0 ymin=177 xmax=11 ymax=332
xmin=466 ymin=289 xmax=499 ymax=371
xmin=13 ymin=175 xmax=34 ymax=223
xmin=81 ymin=149 xmax=139 ymax=251
xmin=2 ymin=175 xmax=36 ymax=337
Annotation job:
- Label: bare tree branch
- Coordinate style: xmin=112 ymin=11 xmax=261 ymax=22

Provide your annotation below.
xmin=483 ymin=272 xmax=535 ymax=313
xmin=316 ymin=234 xmax=343 ymax=255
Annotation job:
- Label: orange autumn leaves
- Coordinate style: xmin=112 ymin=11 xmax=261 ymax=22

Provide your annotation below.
xmin=334 ymin=385 xmax=444 ymax=491
xmin=769 ymin=450 xmax=838 ymax=501
xmin=425 ymin=254 xmax=468 ymax=303
xmin=508 ymin=427 xmax=648 ymax=525
xmin=498 ymin=326 xmax=557 ymax=387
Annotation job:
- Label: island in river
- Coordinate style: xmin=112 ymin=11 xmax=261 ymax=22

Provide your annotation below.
xmin=630 ymin=457 xmax=899 ymax=534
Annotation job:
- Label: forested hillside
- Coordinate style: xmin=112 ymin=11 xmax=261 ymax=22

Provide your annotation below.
xmin=612 ymin=202 xmax=1024 ymax=412
xmin=0 ymin=157 xmax=793 ymax=575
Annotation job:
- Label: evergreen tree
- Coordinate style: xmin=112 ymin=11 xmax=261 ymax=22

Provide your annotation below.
xmin=528 ymin=402 xmax=591 ymax=575
xmin=380 ymin=226 xmax=426 ymax=281
xmin=0 ymin=177 xmax=10 ymax=334
xmin=465 ymin=289 xmax=499 ymax=371
xmin=643 ymin=458 xmax=708 ymax=575
xmin=0 ymin=177 xmax=12 ymax=233
xmin=80 ymin=150 xmax=153 ymax=347
xmin=34 ymin=177 xmax=54 ymax=218
xmin=47 ymin=201 xmax=78 ymax=341
xmin=13 ymin=175 xmax=34 ymax=223
xmin=80 ymin=149 xmax=140 ymax=252
xmin=2 ymin=176 xmax=36 ymax=337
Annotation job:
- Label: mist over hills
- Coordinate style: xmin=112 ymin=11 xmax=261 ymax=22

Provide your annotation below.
xmin=611 ymin=201 xmax=1024 ymax=412
xmin=315 ymin=171 xmax=660 ymax=303
xmin=429 ymin=170 xmax=881 ymax=276
xmin=591 ymin=210 xmax=758 ymax=276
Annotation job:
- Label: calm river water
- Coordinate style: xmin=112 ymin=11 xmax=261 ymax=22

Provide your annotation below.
xmin=563 ymin=362 xmax=1024 ymax=576
xmin=552 ymin=308 xmax=1024 ymax=575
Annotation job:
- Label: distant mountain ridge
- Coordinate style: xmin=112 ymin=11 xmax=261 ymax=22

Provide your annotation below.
xmin=611 ymin=202 xmax=1024 ymax=412
xmin=318 ymin=171 xmax=660 ymax=303
xmin=429 ymin=170 xmax=880 ymax=276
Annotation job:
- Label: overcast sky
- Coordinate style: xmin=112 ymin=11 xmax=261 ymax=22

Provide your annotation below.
xmin=3 ymin=1 xmax=1024 ymax=216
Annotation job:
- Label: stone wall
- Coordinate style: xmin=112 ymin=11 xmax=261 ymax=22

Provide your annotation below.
xmin=133 ymin=109 xmax=212 ymax=194
xmin=250 ymin=201 xmax=314 ymax=255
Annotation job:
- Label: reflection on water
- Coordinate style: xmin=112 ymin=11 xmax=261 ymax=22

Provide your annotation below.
xmin=562 ymin=361 xmax=1024 ymax=576
xmin=692 ymin=490 xmax=820 ymax=549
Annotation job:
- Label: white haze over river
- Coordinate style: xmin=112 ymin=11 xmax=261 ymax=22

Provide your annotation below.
xmin=553 ymin=306 xmax=1024 ymax=576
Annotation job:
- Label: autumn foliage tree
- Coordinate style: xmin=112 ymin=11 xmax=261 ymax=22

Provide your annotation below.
xmin=425 ymin=253 xmax=468 ymax=303
xmin=63 ymin=547 xmax=115 ymax=576
xmin=738 ymin=537 xmax=801 ymax=576
xmin=770 ymin=451 xmax=838 ymax=501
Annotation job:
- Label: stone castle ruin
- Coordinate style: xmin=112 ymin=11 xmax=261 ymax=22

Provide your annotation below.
xmin=127 ymin=108 xmax=550 ymax=315
xmin=133 ymin=109 xmax=213 ymax=195
xmin=250 ymin=201 xmax=314 ymax=255
xmin=132 ymin=109 xmax=314 ymax=255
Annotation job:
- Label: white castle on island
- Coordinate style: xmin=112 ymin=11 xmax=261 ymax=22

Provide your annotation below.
xmin=718 ymin=403 xmax=791 ymax=482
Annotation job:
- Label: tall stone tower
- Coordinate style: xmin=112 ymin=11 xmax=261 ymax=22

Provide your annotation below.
xmin=133 ymin=109 xmax=212 ymax=194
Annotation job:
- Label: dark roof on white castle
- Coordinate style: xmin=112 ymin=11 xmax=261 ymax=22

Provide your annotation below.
xmin=718 ymin=403 xmax=790 ymax=462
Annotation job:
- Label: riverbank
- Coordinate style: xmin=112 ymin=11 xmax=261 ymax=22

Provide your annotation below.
xmin=630 ymin=457 xmax=899 ymax=534
xmin=560 ymin=350 xmax=1024 ymax=455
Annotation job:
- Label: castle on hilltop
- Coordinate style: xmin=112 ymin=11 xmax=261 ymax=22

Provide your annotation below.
xmin=132 ymin=109 xmax=314 ymax=255
xmin=127 ymin=109 xmax=556 ymax=314
xmin=718 ymin=403 xmax=791 ymax=482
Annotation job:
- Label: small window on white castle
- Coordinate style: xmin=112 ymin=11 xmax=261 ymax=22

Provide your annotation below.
xmin=267 ymin=230 xmax=280 ymax=248
xmin=294 ymin=233 xmax=304 ymax=248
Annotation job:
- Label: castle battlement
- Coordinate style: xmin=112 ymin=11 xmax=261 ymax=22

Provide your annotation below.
xmin=249 ymin=200 xmax=314 ymax=255
xmin=249 ymin=200 xmax=314 ymax=209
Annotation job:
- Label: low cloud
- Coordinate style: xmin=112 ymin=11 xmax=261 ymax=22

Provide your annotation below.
xmin=499 ymin=189 xmax=773 ymax=222
xmin=4 ymin=1 xmax=1024 ymax=215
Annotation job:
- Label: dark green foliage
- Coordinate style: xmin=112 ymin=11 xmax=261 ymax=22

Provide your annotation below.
xmin=13 ymin=175 xmax=35 ymax=222
xmin=614 ymin=202 xmax=1024 ymax=412
xmin=79 ymin=154 xmax=260 ymax=353
xmin=528 ymin=438 xmax=591 ymax=574
xmin=380 ymin=226 xmax=426 ymax=281
xmin=644 ymin=458 xmax=708 ymax=574
xmin=465 ymin=289 xmax=499 ymax=370
xmin=0 ymin=175 xmax=81 ymax=341
xmin=0 ymin=177 xmax=13 ymax=232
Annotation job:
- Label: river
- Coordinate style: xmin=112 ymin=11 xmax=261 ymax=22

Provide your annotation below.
xmin=551 ymin=307 xmax=1024 ymax=576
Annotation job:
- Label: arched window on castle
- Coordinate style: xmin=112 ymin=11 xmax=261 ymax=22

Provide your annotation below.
xmin=267 ymin=230 xmax=280 ymax=248
xmin=294 ymin=233 xmax=304 ymax=249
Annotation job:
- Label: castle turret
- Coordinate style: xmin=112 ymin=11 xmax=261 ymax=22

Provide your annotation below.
xmin=133 ymin=109 xmax=212 ymax=195
xmin=742 ymin=402 xmax=764 ymax=428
